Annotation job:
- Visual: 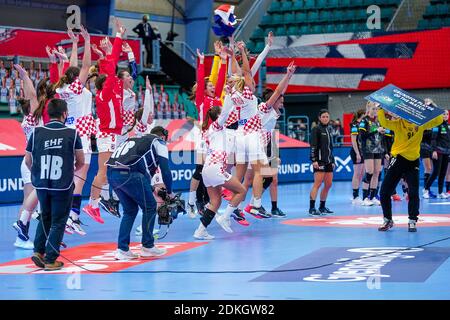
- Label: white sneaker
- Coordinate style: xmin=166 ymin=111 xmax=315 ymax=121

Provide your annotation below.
xmin=372 ymin=198 xmax=381 ymax=206
xmin=64 ymin=223 xmax=74 ymax=235
xmin=438 ymin=193 xmax=450 ymax=199
xmin=135 ymin=225 xmax=142 ymax=236
xmin=67 ymin=217 xmax=86 ymax=236
xmin=31 ymin=210 xmax=40 ymax=220
xmin=193 ymin=227 xmax=215 ymax=240
xmin=362 ymin=198 xmax=374 ymax=206
xmin=187 ymin=203 xmax=197 ymax=219
xmin=216 ymin=214 xmax=233 ymax=233
xmin=423 ymin=190 xmax=430 ymax=199
xmin=351 ymin=197 xmax=364 ymax=205
xmin=140 ymin=246 xmax=167 ymax=259
xmin=14 ymin=237 xmax=34 ymax=250
xmin=114 ymin=249 xmax=138 ymax=260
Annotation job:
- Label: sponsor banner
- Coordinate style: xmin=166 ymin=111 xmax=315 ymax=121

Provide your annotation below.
xmin=0 ymin=147 xmax=356 ymax=203
xmin=366 ymin=84 xmax=445 ymax=126
xmin=282 ymin=215 xmax=450 ymax=228
xmin=267 ymin=28 xmax=450 ymax=93
xmin=0 ymin=242 xmax=207 ymax=274
xmin=0 ymin=119 xmax=27 ymax=157
xmin=0 ymin=27 xmax=141 ymax=64
xmin=252 ymin=247 xmax=450 ymax=283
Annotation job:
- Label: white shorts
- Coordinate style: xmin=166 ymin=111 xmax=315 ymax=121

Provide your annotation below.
xmin=235 ymin=131 xmax=268 ymax=164
xmin=202 ymin=163 xmax=232 ymax=188
xmin=97 ymin=134 xmax=117 ymax=153
xmin=21 ymin=157 xmax=31 ymax=185
xmin=80 ymin=135 xmax=92 ymax=154
xmin=225 ymin=129 xmax=237 ymax=165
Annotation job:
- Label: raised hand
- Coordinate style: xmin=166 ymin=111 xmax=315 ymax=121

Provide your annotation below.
xmin=100 ymin=37 xmax=112 ymax=55
xmin=80 ymin=25 xmax=90 ymax=42
xmin=196 ymin=48 xmax=204 ymax=63
xmin=236 ymin=41 xmax=246 ymax=52
xmin=45 ymin=46 xmax=57 ymax=63
xmin=91 ymin=44 xmax=104 ymax=59
xmin=219 ymin=46 xmax=230 ymax=62
xmin=214 ymin=40 xmax=223 ymax=56
xmin=287 ymin=61 xmax=296 ymax=75
xmin=122 ymin=42 xmax=133 ymax=53
xmin=13 ymin=64 xmax=28 ymax=79
xmin=56 ymin=46 xmax=69 ymax=61
xmin=114 ymin=17 xmax=126 ymax=37
xmin=267 ymin=31 xmax=274 ymax=47
xmin=68 ymin=28 xmax=79 ymax=43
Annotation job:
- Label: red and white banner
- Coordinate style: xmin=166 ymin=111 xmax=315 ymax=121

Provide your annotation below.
xmin=0 ymin=27 xmax=141 ymax=64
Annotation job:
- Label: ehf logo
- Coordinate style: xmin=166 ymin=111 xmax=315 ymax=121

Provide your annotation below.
xmin=334 ymin=156 xmax=352 ymax=173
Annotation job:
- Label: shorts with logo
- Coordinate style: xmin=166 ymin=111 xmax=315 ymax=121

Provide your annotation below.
xmin=80 ymin=135 xmax=92 ymax=164
xmin=97 ymin=133 xmax=117 ymax=153
xmin=202 ymin=163 xmax=232 ymax=188
xmin=21 ymin=157 xmax=31 ymax=184
xmin=313 ymin=162 xmax=334 ymax=173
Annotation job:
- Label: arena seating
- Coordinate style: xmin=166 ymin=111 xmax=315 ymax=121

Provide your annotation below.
xmin=418 ymin=0 xmax=450 ymax=29
xmin=249 ymin=0 xmax=401 ymax=52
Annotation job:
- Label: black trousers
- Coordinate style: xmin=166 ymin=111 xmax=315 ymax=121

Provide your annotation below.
xmin=34 ymin=185 xmax=74 ymax=264
xmin=143 ymin=38 xmax=153 ymax=65
xmin=425 ymin=153 xmax=449 ymax=194
xmin=380 ymin=155 xmax=420 ymax=221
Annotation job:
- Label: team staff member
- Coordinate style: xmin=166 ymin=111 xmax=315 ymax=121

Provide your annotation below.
xmin=25 ymin=99 xmax=85 ymax=271
xmin=424 ymin=110 xmax=450 ymax=199
xmin=106 ymin=126 xmax=173 ymax=260
xmin=378 ymin=107 xmax=443 ymax=232
xmin=309 ymin=109 xmax=335 ymax=216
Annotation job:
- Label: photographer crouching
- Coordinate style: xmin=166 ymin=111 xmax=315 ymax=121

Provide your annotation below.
xmin=106 ymin=126 xmax=176 ymax=260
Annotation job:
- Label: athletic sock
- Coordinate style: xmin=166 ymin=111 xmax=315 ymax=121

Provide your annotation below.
xmin=19 ymin=209 xmax=32 ymax=225
xmin=352 ymin=189 xmax=359 ymax=199
xmin=100 ymin=184 xmax=110 ymax=201
xmin=319 ymin=201 xmax=326 ymax=209
xmin=188 ymin=191 xmax=196 ymax=205
xmin=250 ymin=196 xmax=255 ymax=206
xmin=89 ymin=198 xmax=100 ymax=209
xmin=224 ymin=204 xmax=236 ymax=219
xmin=369 ymin=188 xmax=377 ymax=200
xmin=271 ymin=201 xmax=277 ymax=211
xmin=112 ymin=190 xmax=119 ymax=201
xmin=310 ymin=200 xmax=316 ymax=210
xmin=253 ymin=197 xmax=262 ymax=208
xmin=362 ymin=189 xmax=369 ymax=200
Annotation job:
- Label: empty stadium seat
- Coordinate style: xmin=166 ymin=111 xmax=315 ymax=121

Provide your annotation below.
xmin=287 ymin=25 xmax=299 ymax=35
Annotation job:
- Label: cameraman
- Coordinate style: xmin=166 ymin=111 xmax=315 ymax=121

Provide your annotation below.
xmin=106 ymin=126 xmax=174 ymax=260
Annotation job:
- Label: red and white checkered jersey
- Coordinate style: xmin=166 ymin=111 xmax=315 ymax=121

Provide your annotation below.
xmin=55 ymin=78 xmax=85 ymax=129
xmin=204 ymin=120 xmax=228 ymax=168
xmin=21 ymin=114 xmax=41 ymax=142
xmin=76 ymin=114 xmax=97 ymax=137
xmin=123 ymin=89 xmax=137 ymax=112
xmin=205 ymin=150 xmax=227 ymax=174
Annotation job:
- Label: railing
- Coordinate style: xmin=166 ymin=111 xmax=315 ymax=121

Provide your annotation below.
xmin=163 ymin=40 xmax=196 ymax=67
xmin=286 ymin=115 xmax=310 ymax=143
xmin=332 ymin=135 xmax=352 ymax=147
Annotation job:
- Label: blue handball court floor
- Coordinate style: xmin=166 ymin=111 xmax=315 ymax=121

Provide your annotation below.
xmin=0 ymin=181 xmax=449 ymax=300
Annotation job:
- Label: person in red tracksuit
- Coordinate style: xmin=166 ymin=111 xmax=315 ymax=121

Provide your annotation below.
xmin=82 ymin=20 xmax=126 ymax=224
xmin=186 ymin=48 xmax=227 ymax=218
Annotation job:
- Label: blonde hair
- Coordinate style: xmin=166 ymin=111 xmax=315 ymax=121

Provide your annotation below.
xmin=230 ymin=74 xmax=245 ymax=93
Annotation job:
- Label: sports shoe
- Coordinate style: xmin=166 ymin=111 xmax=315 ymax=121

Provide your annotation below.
xmin=244 ymin=204 xmax=252 ymax=214
xmin=187 ymin=203 xmax=197 ymax=219
xmin=64 ymin=223 xmax=75 ymax=235
xmin=99 ymin=198 xmax=120 ymax=218
xmin=352 ymin=197 xmax=364 ymax=205
xmin=82 ymin=205 xmax=105 ymax=224
xmin=378 ymin=218 xmax=394 ymax=231
xmin=31 ymin=252 xmax=45 ymax=268
xmin=140 ymin=246 xmax=167 ymax=259
xmin=44 ymin=261 xmax=64 ymax=271
xmin=429 ymin=190 xmax=437 ymax=198
xmin=362 ymin=198 xmax=374 ymax=206
xmin=14 ymin=237 xmax=34 ymax=250
xmin=371 ymin=198 xmax=381 ymax=206
xmin=135 ymin=225 xmax=143 ymax=236
xmin=31 ymin=210 xmax=40 ymax=220
xmin=216 ymin=214 xmax=233 ymax=233
xmin=13 ymin=220 xmax=30 ymax=241
xmin=271 ymin=208 xmax=287 ymax=218
xmin=193 ymin=227 xmax=215 ymax=240
xmin=408 ymin=219 xmax=417 ymax=232
xmin=319 ymin=207 xmax=334 ymax=214
xmin=423 ymin=190 xmax=430 ymax=199
xmin=114 ymin=249 xmax=138 ymax=260
xmin=231 ymin=209 xmax=250 ymax=226
xmin=309 ymin=208 xmax=321 ymax=216
xmin=438 ymin=192 xmax=450 ymax=199
xmin=67 ymin=217 xmax=86 ymax=236
xmin=221 ymin=188 xmax=233 ymax=201
xmin=249 ymin=206 xmax=271 ymax=219
xmin=391 ymin=194 xmax=402 ymax=201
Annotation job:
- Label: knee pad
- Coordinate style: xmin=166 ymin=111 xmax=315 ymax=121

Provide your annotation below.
xmin=200 ymin=208 xmax=216 ymax=227
xmin=363 ymin=173 xmax=373 ymax=185
xmin=193 ymin=164 xmax=204 ymax=181
xmin=262 ymin=177 xmax=273 ymax=190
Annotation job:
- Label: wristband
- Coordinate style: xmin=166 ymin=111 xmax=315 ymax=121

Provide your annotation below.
xmin=127 ymin=52 xmax=135 ymax=61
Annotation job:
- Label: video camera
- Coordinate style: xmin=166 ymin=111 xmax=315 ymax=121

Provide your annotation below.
xmin=156 ymin=188 xmax=186 ymax=226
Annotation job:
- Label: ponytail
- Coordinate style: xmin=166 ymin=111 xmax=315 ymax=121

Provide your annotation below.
xmin=125 ymin=107 xmax=144 ymax=135
xmin=202 ymin=106 xmax=221 ymax=131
